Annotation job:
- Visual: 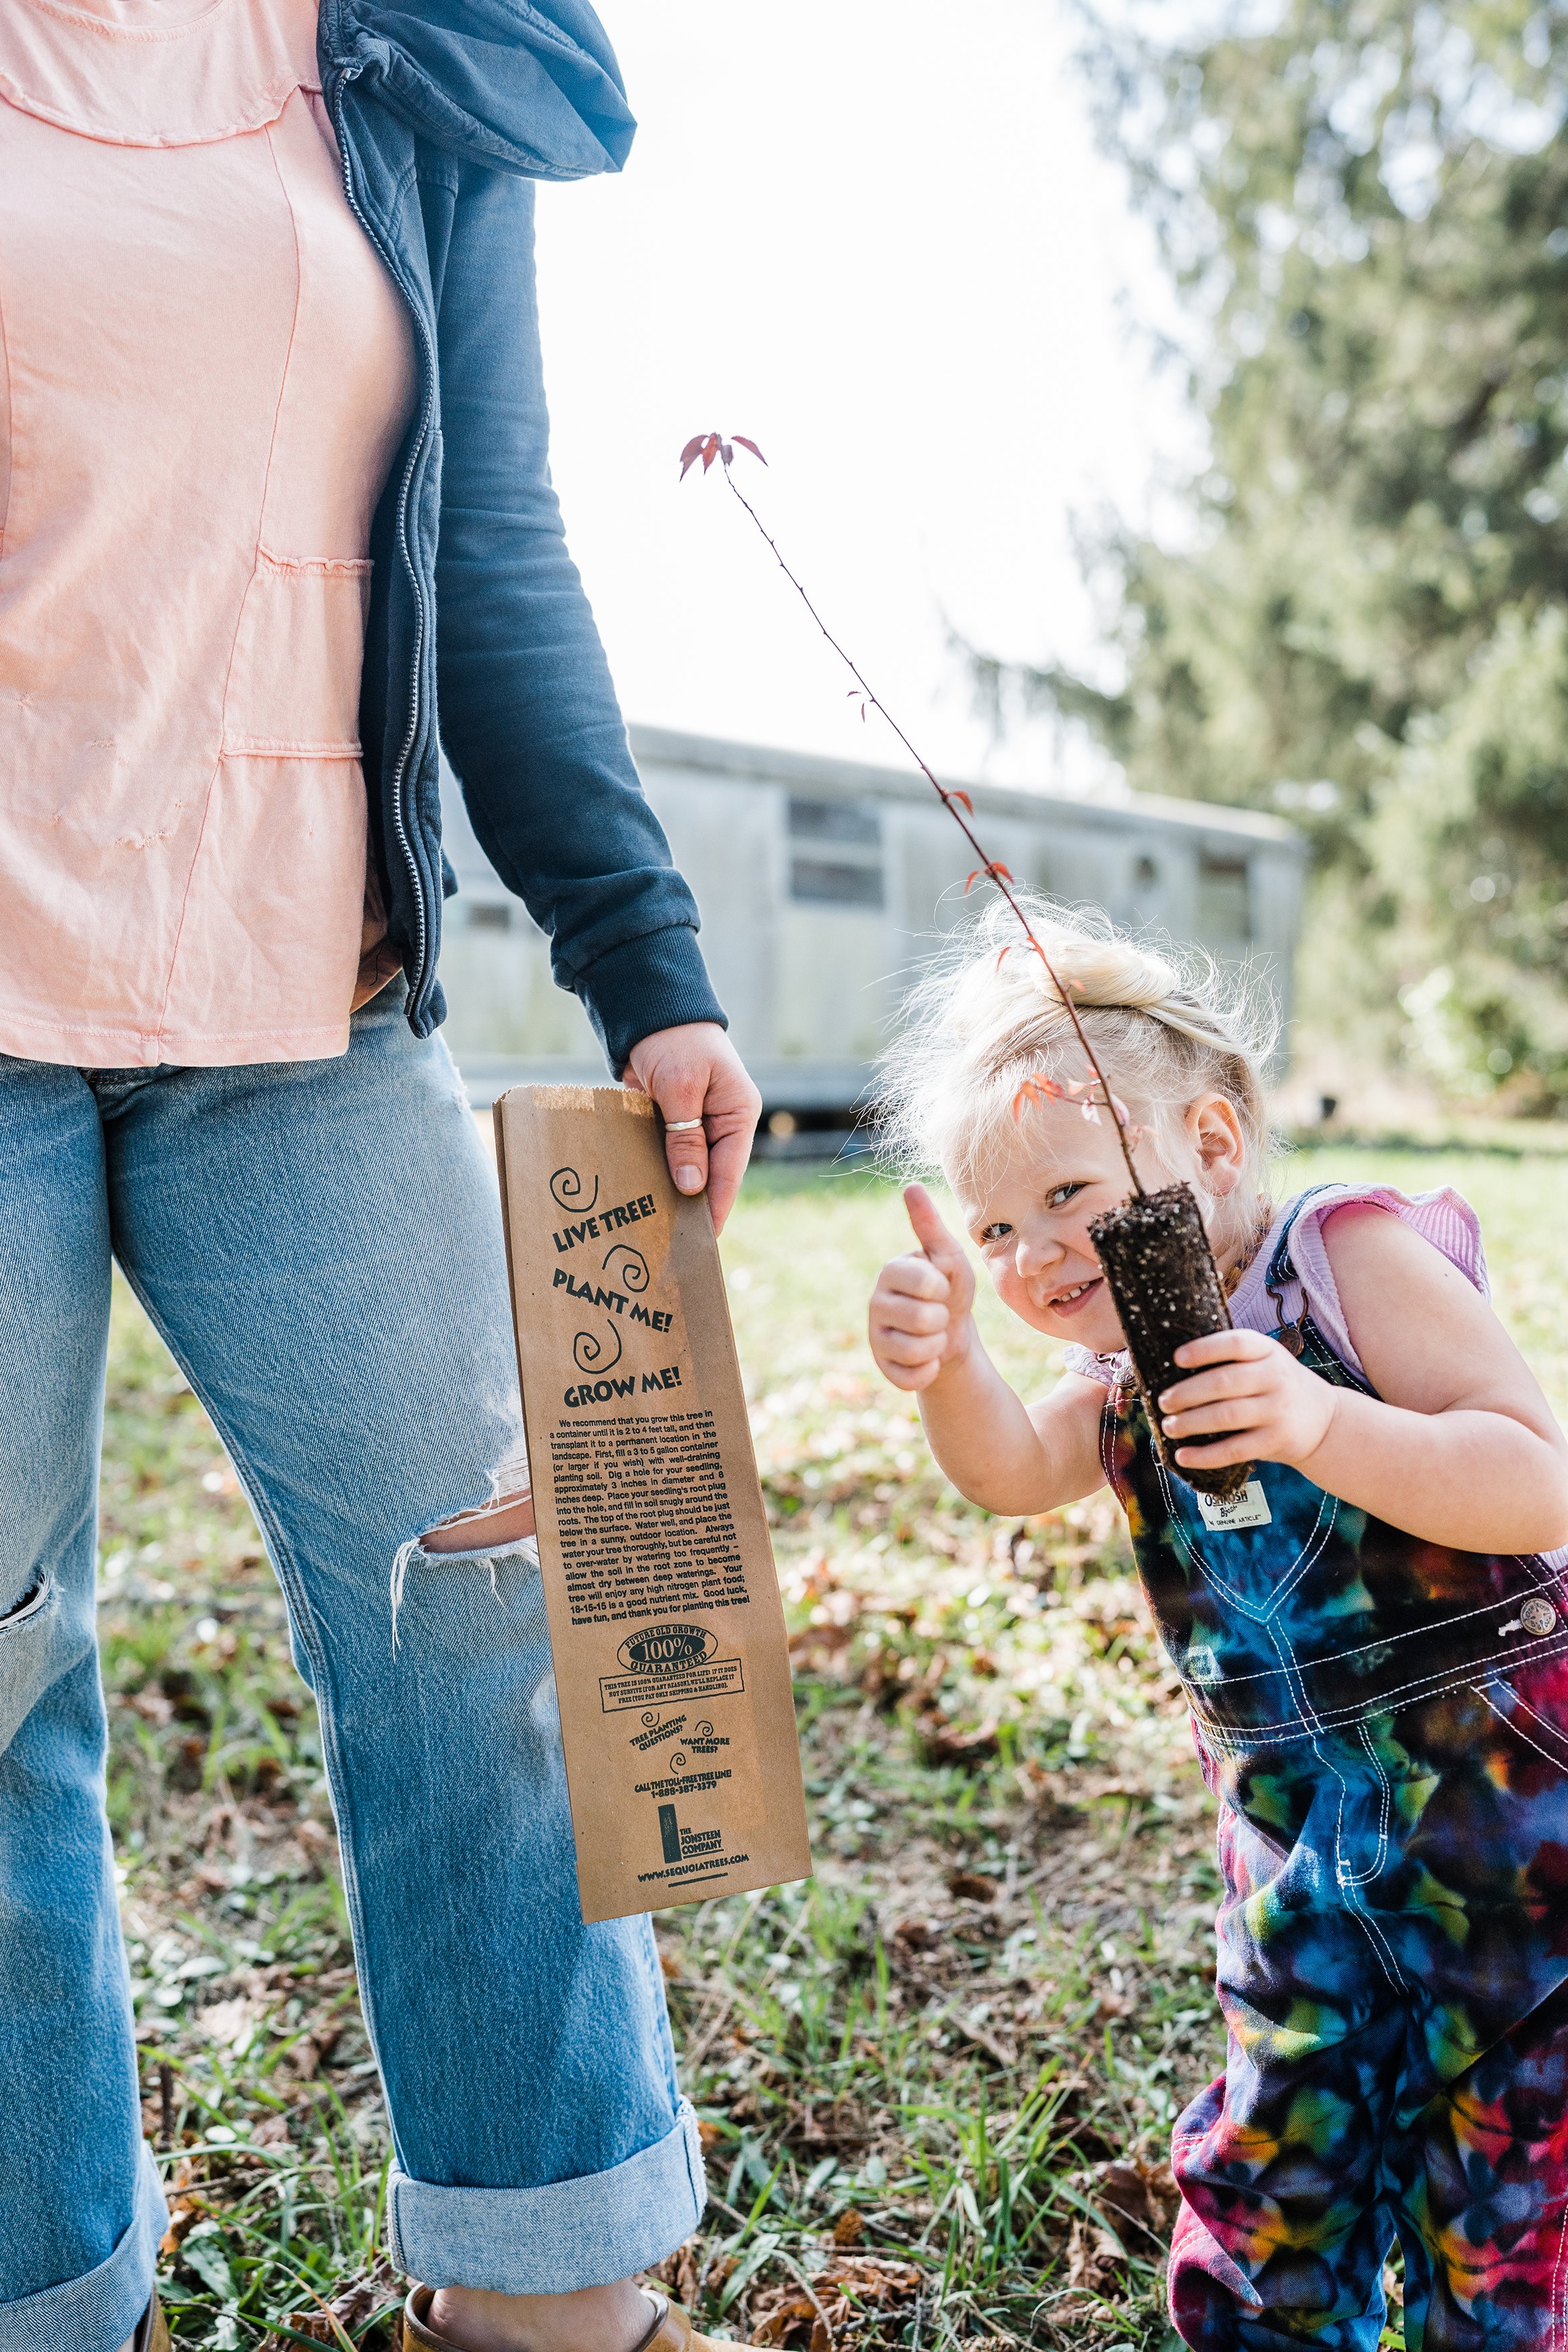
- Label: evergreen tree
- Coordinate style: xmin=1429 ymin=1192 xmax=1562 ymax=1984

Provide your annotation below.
xmin=1024 ymin=0 xmax=1568 ymax=1101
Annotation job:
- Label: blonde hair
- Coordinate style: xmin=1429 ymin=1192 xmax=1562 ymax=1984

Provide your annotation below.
xmin=875 ymin=896 xmax=1279 ymax=1248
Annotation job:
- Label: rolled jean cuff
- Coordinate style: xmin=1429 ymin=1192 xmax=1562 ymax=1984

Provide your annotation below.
xmin=0 ymin=2140 xmax=167 ymax=2352
xmin=387 ymin=2098 xmax=707 ymax=2293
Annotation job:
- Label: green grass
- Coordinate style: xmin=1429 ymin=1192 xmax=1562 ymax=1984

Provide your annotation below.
xmin=98 ymin=1142 xmax=1568 ymax=2349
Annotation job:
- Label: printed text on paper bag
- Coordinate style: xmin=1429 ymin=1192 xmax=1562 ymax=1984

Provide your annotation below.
xmin=549 ymin=1412 xmax=751 ymax=1626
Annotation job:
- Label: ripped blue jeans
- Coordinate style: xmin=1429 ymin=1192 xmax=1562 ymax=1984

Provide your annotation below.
xmin=0 ymin=987 xmax=703 ymax=2352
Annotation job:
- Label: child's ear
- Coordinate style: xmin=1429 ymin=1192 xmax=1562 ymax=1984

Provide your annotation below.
xmin=1187 ymin=1093 xmax=1245 ymax=1197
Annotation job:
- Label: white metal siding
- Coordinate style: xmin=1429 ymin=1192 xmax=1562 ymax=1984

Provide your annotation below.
xmin=438 ymin=728 xmax=1306 ymax=1107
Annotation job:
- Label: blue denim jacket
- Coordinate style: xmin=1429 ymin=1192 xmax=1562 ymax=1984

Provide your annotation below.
xmin=315 ymin=0 xmax=725 ymax=1069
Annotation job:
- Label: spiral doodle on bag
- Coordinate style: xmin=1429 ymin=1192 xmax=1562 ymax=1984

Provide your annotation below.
xmin=550 ymin=1165 xmax=598 ymax=1214
xmin=601 ymin=1242 xmax=650 ymax=1292
xmin=573 ymin=1322 xmax=623 ymax=1374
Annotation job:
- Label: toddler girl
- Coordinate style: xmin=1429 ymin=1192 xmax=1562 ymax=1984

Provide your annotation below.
xmin=868 ymin=900 xmax=1568 ymax=2351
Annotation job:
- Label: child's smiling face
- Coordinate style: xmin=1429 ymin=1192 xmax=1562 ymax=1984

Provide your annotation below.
xmin=950 ymin=1089 xmax=1247 ymax=1353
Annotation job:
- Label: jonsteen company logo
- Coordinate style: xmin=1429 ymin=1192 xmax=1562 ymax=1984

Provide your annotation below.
xmin=617 ymin=1624 xmax=718 ymax=1675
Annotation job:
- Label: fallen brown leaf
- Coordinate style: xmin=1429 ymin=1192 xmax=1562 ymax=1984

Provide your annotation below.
xmin=891 ymin=1916 xmax=939 ymax=1951
xmin=920 ymin=1716 xmax=999 ymax=1767
xmin=1066 ymin=2214 xmax=1124 ymax=2291
xmin=1089 ymin=2155 xmax=1181 ymax=2242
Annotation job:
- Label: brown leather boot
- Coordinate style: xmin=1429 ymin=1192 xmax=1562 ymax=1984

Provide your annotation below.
xmin=128 ymin=2302 xmax=171 ymax=2352
xmin=402 ymin=2284 xmax=735 ymax=2351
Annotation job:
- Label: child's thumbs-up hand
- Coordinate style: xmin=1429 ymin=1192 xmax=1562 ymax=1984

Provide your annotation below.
xmin=869 ymin=1183 xmax=978 ymax=1392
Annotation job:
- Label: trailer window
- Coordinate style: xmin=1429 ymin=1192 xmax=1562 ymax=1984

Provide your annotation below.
xmin=788 ymin=798 xmax=884 ymax=908
xmin=1197 ymin=854 xmax=1251 ymax=944
xmin=790 ymin=858 xmax=885 ymax=906
xmin=789 ymin=799 xmax=880 ymax=845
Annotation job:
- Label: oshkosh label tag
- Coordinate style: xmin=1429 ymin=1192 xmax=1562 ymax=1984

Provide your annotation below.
xmin=1195 ymin=1479 xmax=1273 ymax=1532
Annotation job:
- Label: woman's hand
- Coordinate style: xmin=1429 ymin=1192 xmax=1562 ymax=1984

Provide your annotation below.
xmin=1159 ymin=1328 xmax=1338 ymax=1471
xmin=869 ymin=1185 xmax=978 ymax=1392
xmin=623 ymin=1022 xmax=761 ymax=1232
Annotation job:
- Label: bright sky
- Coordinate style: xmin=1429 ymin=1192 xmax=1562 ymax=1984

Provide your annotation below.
xmin=532 ymin=0 xmax=1202 ymax=793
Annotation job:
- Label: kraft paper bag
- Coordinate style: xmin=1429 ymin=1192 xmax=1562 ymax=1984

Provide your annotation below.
xmin=493 ymin=1084 xmax=812 ymax=1924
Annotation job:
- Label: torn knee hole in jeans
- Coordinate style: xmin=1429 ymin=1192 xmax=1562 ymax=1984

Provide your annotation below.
xmin=0 ymin=1574 xmax=49 ymax=1631
xmin=422 ymin=1493 xmax=536 ymax=1553
xmin=389 ymin=1436 xmax=532 ymax=1648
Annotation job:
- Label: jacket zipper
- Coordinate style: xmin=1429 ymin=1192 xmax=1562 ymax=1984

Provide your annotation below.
xmin=332 ymin=62 xmax=435 ymax=1012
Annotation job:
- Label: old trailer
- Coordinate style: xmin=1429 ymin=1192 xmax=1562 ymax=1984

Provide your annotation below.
xmin=437 ymin=724 xmax=1306 ymax=1117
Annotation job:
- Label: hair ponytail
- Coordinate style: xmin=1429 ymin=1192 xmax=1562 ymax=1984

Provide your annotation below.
xmin=875 ymin=897 xmax=1279 ymax=1244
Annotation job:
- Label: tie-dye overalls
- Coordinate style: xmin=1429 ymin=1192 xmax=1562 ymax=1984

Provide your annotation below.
xmin=1100 ymin=1187 xmax=1568 ymax=2349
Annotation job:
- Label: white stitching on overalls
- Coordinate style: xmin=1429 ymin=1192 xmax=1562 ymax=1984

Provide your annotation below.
xmin=1183 ymin=1618 xmax=1568 ymax=1745
xmin=1300 ymin=1710 xmax=1402 ymax=1989
xmin=1496 ymin=1685 xmax=1568 ymax=1759
xmin=1332 ymin=1722 xmax=1393 ymax=1888
xmin=1345 ymin=1889 xmax=1404 ymax=1992
xmin=1472 ymin=1679 xmax=1568 ymax=1775
xmin=1239 ymin=1196 xmax=1408 ymax=1989
xmin=1549 ymin=2175 xmax=1568 ymax=2347
xmin=1160 ymin=1465 xmax=1338 ymax=1620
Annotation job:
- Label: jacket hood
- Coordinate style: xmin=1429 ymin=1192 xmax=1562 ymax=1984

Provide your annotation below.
xmin=319 ymin=0 xmax=635 ymax=179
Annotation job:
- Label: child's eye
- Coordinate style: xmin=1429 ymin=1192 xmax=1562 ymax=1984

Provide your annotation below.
xmin=1047 ymin=1182 xmax=1086 ymax=1210
xmin=978 ymin=1221 xmax=1013 ymax=1246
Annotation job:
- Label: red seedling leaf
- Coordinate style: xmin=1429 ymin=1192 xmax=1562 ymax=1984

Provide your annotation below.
xmin=987 ymin=862 xmax=1014 ymax=883
xmin=1012 ymin=1075 xmax=1065 ymax=1119
xmin=733 ymin=436 xmax=769 ymax=464
xmin=950 ymin=790 xmax=973 ymax=816
xmin=965 ymin=868 xmax=982 ymax=895
xmin=679 ymin=434 xmax=712 ymax=479
xmin=995 ymin=946 xmax=1012 ymax=970
xmin=701 ymin=440 xmax=719 ymax=472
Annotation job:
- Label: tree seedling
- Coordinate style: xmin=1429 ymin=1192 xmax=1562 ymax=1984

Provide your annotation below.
xmin=681 ymin=432 xmax=1248 ymax=1494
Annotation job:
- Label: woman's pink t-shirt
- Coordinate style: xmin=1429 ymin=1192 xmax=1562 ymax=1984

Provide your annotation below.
xmin=0 ymin=0 xmax=416 ymax=1067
